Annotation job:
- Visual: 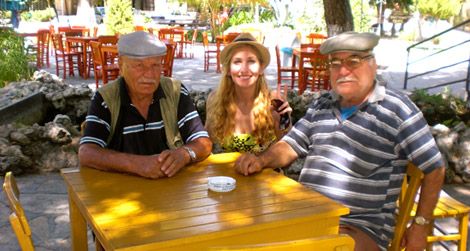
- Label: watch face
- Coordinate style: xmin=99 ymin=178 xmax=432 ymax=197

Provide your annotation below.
xmin=415 ymin=216 xmax=428 ymax=225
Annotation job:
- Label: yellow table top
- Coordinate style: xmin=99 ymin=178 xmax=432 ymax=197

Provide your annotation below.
xmin=62 ymin=153 xmax=349 ymax=251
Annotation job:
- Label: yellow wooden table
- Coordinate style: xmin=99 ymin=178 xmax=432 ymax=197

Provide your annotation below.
xmin=61 ymin=153 xmax=349 ymax=251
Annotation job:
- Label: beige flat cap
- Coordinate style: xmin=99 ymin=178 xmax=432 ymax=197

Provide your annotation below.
xmin=320 ymin=32 xmax=379 ymax=54
xmin=118 ymin=31 xmax=167 ymax=58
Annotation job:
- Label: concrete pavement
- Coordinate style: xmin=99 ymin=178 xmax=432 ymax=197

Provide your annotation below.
xmin=1 ymin=35 xmax=469 ymax=250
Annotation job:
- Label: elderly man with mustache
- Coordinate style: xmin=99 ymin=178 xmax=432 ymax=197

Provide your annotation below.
xmin=79 ymin=31 xmax=212 ymax=179
xmin=234 ymin=32 xmax=444 ymax=251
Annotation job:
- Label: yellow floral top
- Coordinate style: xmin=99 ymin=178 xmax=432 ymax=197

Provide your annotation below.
xmin=220 ymin=133 xmax=276 ymax=155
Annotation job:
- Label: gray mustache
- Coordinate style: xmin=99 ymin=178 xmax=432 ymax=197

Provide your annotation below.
xmin=336 ymin=77 xmax=357 ymax=83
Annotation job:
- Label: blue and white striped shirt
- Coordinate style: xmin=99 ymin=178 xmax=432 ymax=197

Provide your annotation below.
xmin=283 ymin=83 xmax=443 ymax=250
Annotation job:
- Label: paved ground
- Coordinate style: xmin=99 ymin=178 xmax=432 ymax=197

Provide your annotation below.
xmin=1 ymin=33 xmax=469 ymax=250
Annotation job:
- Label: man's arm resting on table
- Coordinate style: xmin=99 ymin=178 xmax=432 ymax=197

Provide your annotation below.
xmin=402 ymin=166 xmax=445 ymax=251
xmin=234 ymin=141 xmax=298 ymax=176
xmin=78 ymin=137 xmax=212 ymax=179
xmin=159 ymin=137 xmax=212 ymax=177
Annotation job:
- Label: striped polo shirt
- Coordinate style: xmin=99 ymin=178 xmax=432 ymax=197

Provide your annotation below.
xmin=80 ymin=79 xmax=209 ymax=155
xmin=283 ymin=83 xmax=443 ymax=250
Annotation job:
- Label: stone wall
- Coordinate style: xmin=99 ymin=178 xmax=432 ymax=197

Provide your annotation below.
xmin=0 ymin=73 xmax=468 ymax=183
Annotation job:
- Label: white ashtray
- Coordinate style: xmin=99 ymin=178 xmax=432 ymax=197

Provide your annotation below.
xmin=208 ymin=176 xmax=236 ymax=192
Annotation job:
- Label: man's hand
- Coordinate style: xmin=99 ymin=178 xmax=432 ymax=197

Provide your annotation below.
xmin=401 ymin=224 xmax=428 ymax=251
xmin=234 ymin=153 xmax=264 ymax=176
xmin=158 ymin=148 xmax=189 ymax=177
xmin=133 ymin=155 xmax=166 ymax=179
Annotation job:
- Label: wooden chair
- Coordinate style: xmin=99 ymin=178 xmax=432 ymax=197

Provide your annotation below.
xmin=89 ymin=41 xmax=119 ymax=88
xmin=3 ymin=172 xmax=34 ymax=251
xmin=390 ymin=163 xmax=469 ymax=251
xmin=162 ymin=42 xmax=177 ymax=77
xmin=179 ymin=29 xmax=197 ymax=59
xmin=51 ymin=33 xmax=82 ymax=79
xmin=209 ymin=234 xmax=354 ymax=251
xmin=304 ymin=49 xmax=330 ymax=92
xmin=275 ymin=45 xmax=299 ymax=90
xmin=36 ymin=29 xmax=50 ymax=68
xmin=389 ymin=162 xmax=424 ymax=251
xmin=202 ymin=31 xmax=217 ymax=72
xmin=97 ymin=35 xmax=118 ymax=45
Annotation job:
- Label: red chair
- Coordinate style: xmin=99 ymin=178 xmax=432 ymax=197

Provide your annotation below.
xmin=89 ymin=41 xmax=120 ymax=88
xmin=304 ymin=49 xmax=330 ymax=92
xmin=202 ymin=31 xmax=217 ymax=72
xmin=275 ymin=45 xmax=299 ymax=90
xmin=51 ymin=33 xmax=82 ymax=79
xmin=162 ymin=42 xmax=176 ymax=77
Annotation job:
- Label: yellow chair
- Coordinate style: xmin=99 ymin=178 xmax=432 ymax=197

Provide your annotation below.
xmin=410 ymin=187 xmax=469 ymax=251
xmin=209 ymin=234 xmax=354 ymax=251
xmin=389 ymin=163 xmax=470 ymax=251
xmin=3 ymin=172 xmax=34 ymax=251
xmin=389 ymin=162 xmax=424 ymax=251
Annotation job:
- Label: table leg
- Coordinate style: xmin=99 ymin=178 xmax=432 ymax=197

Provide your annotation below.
xmin=82 ymin=42 xmax=89 ymax=79
xmin=68 ymin=188 xmax=88 ymax=251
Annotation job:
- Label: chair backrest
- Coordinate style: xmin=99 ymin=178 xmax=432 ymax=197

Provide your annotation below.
xmin=307 ymin=48 xmax=330 ymax=90
xmin=162 ymin=42 xmax=176 ymax=77
xmin=274 ymin=45 xmax=282 ymax=74
xmin=3 ymin=172 xmax=34 ymax=251
xmin=202 ymin=31 xmax=210 ymax=49
xmin=90 ymin=41 xmax=104 ymax=67
xmin=209 ymin=234 xmax=354 ymax=251
xmin=97 ymin=35 xmax=118 ymax=45
xmin=51 ymin=33 xmax=66 ymax=53
xmin=389 ymin=163 xmax=424 ymax=251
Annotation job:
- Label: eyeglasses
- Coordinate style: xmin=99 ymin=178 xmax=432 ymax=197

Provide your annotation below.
xmin=328 ymin=54 xmax=374 ymax=70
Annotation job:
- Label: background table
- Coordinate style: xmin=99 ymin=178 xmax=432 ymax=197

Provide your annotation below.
xmin=62 ymin=154 xmax=348 ymax=251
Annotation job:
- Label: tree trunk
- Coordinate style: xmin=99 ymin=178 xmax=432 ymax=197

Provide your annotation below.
xmin=323 ymin=0 xmax=354 ymax=36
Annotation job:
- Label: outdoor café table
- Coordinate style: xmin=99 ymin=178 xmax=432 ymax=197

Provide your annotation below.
xmin=61 ymin=153 xmax=349 ymax=251
xmin=293 ymin=47 xmax=318 ymax=94
xmin=66 ymin=36 xmax=98 ymax=79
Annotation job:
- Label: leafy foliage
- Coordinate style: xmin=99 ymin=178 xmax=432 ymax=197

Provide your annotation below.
xmin=228 ymin=10 xmax=254 ymax=26
xmin=410 ymin=89 xmax=469 ymax=127
xmin=417 ymin=0 xmax=461 ymax=20
xmin=20 ymin=8 xmax=55 ymax=22
xmin=104 ymin=0 xmax=134 ymax=35
xmin=351 ymin=0 xmax=371 ymax=32
xmin=0 ymin=29 xmax=31 ymax=87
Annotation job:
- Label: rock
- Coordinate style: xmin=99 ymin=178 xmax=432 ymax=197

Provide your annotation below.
xmin=9 ymin=131 xmax=31 ymax=145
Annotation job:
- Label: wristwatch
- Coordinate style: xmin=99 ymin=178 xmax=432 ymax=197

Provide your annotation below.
xmin=183 ymin=146 xmax=197 ymax=162
xmin=413 ymin=216 xmax=430 ymax=226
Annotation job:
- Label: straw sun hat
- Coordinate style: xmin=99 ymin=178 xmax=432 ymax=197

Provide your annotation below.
xmin=220 ymin=33 xmax=271 ymax=69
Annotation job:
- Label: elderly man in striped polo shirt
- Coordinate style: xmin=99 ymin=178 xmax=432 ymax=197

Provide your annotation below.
xmin=79 ymin=31 xmax=212 ymax=179
xmin=234 ymin=32 xmax=445 ymax=251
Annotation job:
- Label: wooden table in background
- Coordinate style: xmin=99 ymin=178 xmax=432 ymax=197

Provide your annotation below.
xmin=66 ymin=36 xmax=97 ymax=79
xmin=293 ymin=47 xmax=318 ymax=94
xmin=62 ymin=153 xmax=348 ymax=251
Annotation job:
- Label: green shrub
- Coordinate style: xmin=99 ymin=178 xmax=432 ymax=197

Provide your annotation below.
xmin=21 ymin=8 xmax=55 ymax=22
xmin=0 ymin=29 xmax=32 ymax=87
xmin=228 ymin=11 xmax=254 ymax=26
xmin=104 ymin=0 xmax=134 ymax=35
xmin=410 ymin=89 xmax=469 ymax=127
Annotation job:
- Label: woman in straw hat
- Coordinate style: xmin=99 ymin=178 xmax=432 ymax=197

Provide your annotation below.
xmin=206 ymin=33 xmax=292 ymax=154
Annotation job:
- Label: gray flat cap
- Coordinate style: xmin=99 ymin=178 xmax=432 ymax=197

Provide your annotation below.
xmin=320 ymin=32 xmax=379 ymax=54
xmin=118 ymin=31 xmax=167 ymax=58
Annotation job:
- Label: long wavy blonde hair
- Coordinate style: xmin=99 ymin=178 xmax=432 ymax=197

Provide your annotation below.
xmin=206 ymin=44 xmax=276 ymax=146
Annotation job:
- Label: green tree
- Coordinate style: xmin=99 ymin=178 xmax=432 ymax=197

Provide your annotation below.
xmin=0 ymin=30 xmax=31 ymax=87
xmin=417 ymin=0 xmax=461 ymax=20
xmin=351 ymin=0 xmax=371 ymax=32
xmin=104 ymin=0 xmax=134 ymax=35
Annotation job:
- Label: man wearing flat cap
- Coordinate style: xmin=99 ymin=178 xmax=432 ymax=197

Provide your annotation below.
xmin=234 ymin=32 xmax=444 ymax=251
xmin=79 ymin=31 xmax=212 ymax=178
